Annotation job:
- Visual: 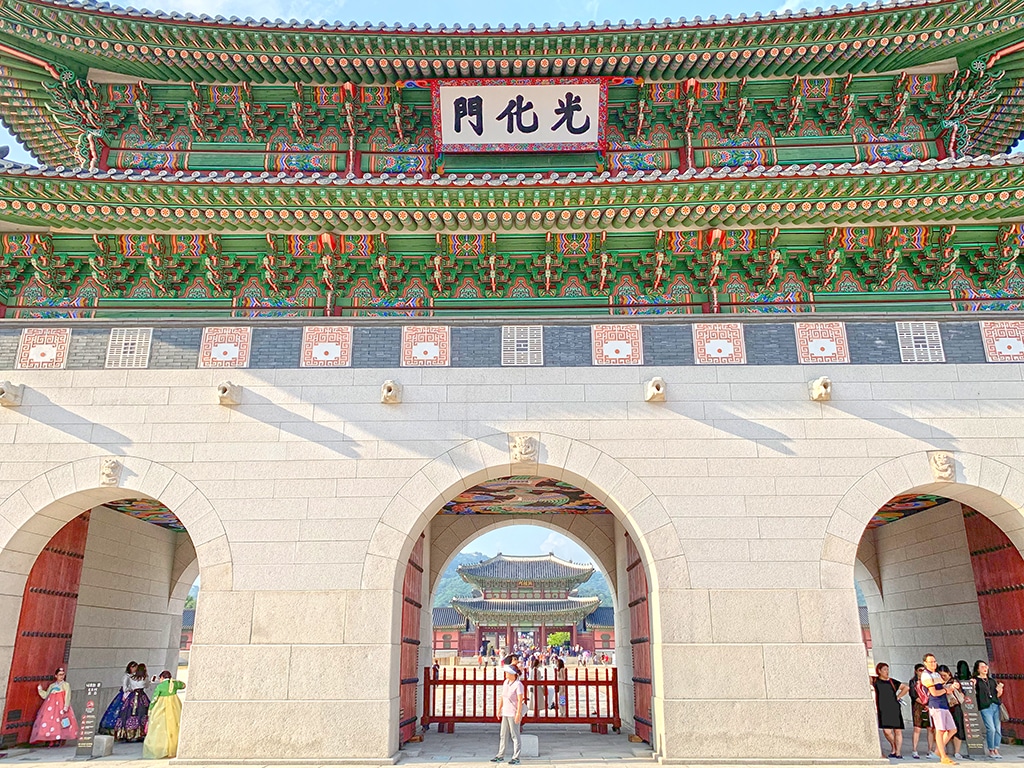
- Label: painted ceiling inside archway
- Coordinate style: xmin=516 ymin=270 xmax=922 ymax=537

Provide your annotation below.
xmin=441 ymin=476 xmax=610 ymax=515
xmin=101 ymin=498 xmax=185 ymax=532
xmin=867 ymin=493 xmax=954 ymax=530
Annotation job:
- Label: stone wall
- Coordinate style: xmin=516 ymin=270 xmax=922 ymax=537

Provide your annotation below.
xmin=69 ymin=506 xmax=187 ymax=687
xmin=1 ymin=318 xmax=1023 ymax=763
xmin=859 ymin=501 xmax=987 ymax=677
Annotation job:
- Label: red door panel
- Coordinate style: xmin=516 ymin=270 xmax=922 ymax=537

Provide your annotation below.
xmin=399 ymin=535 xmax=424 ymax=745
xmin=964 ymin=507 xmax=1024 ymax=741
xmin=3 ymin=513 xmax=90 ymax=747
xmin=626 ymin=533 xmax=653 ymax=744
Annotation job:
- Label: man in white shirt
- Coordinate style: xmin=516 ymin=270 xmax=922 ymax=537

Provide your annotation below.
xmin=921 ymin=653 xmax=959 ymax=765
xmin=491 ymin=664 xmax=525 ymax=765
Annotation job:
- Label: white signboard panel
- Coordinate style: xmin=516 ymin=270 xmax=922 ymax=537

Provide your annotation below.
xmin=431 ymin=78 xmax=607 ymax=153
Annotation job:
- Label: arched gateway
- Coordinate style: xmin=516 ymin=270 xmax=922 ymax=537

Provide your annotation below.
xmin=0 ymin=457 xmax=230 ymax=751
xmin=362 ymin=433 xmax=684 ymax=757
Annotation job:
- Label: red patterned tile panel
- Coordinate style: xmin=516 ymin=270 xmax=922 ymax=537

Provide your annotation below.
xmin=980 ymin=321 xmax=1024 ymax=363
xmin=401 ymin=326 xmax=450 ymax=366
xmin=795 ymin=322 xmax=850 ymax=364
xmin=16 ymin=328 xmax=71 ymax=369
xmin=692 ymin=323 xmax=746 ymax=365
xmin=301 ymin=326 xmax=353 ymax=367
xmin=591 ymin=324 xmax=643 ymax=365
xmin=198 ymin=326 xmax=252 ymax=368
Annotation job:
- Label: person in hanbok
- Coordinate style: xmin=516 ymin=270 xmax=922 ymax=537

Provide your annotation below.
xmin=30 ymin=667 xmax=78 ymax=746
xmin=99 ymin=661 xmax=137 ymax=735
xmin=142 ymin=671 xmax=186 ymax=759
xmin=114 ymin=663 xmax=151 ymax=742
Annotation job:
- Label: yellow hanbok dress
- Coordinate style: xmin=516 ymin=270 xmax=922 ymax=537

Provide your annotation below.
xmin=142 ymin=679 xmax=185 ymax=759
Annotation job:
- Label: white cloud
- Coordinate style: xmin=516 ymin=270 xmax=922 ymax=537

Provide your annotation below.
xmin=774 ymin=0 xmax=804 ymax=11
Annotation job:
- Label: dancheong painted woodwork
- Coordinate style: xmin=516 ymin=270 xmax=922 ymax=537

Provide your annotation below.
xmin=3 ymin=0 xmax=1024 ymax=315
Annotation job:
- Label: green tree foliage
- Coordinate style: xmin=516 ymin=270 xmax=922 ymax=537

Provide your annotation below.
xmin=546 ymin=631 xmax=570 ymax=647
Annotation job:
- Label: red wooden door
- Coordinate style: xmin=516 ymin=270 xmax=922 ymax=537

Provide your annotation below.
xmin=2 ymin=513 xmax=90 ymax=747
xmin=399 ymin=535 xmax=424 ymax=745
xmin=626 ymin=533 xmax=653 ymax=744
xmin=964 ymin=507 xmax=1024 ymax=740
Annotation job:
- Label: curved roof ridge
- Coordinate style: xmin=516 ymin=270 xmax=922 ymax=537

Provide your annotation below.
xmin=459 ymin=552 xmax=594 ymax=570
xmin=23 ymin=0 xmax=955 ymax=33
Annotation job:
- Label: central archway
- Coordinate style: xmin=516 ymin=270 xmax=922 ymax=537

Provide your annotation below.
xmin=362 ymin=433 xmax=688 ymax=760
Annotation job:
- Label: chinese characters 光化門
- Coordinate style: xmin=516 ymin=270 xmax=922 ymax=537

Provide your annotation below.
xmin=452 ymin=91 xmax=592 ymax=137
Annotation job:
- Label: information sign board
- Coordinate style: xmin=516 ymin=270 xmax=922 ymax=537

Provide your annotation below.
xmin=74 ymin=681 xmax=103 ymax=759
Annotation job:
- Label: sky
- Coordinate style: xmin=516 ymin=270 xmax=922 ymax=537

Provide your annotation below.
xmin=459 ymin=524 xmax=599 ymax=569
xmin=0 ymin=0 xmax=815 ymax=165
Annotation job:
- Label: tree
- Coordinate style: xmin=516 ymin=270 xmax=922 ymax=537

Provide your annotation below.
xmin=546 ymin=631 xmax=570 ymax=648
xmin=184 ymin=594 xmax=197 ymax=610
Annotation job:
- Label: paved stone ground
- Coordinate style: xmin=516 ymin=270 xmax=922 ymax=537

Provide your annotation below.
xmin=876 ymin=724 xmax=1024 ymax=763
xmin=398 ymin=723 xmax=652 ymax=763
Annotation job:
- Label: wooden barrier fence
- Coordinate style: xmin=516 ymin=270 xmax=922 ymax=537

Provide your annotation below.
xmin=422 ymin=666 xmax=620 ymax=734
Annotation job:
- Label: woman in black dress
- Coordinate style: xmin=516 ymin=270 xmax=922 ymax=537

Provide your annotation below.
xmin=873 ymin=663 xmax=910 ymax=758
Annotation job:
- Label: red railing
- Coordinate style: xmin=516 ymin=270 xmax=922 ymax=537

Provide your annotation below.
xmin=422 ymin=666 xmax=620 ymax=734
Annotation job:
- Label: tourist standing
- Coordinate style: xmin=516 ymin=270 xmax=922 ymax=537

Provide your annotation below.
xmin=30 ymin=667 xmax=78 ymax=746
xmin=921 ymin=654 xmax=959 ymax=765
xmin=491 ymin=664 xmax=524 ymax=765
xmin=911 ymin=663 xmax=935 ymax=759
xmin=938 ymin=666 xmax=966 ymax=759
xmin=99 ymin=661 xmax=137 ymax=735
xmin=872 ymin=663 xmax=909 ymax=758
xmin=142 ymin=671 xmax=186 ymax=759
xmin=115 ymin=662 xmax=151 ymax=742
xmin=973 ymin=660 xmax=1005 ymax=759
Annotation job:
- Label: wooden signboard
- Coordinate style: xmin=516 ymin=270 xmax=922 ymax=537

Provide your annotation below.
xmin=74 ymin=682 xmax=103 ymax=759
xmin=959 ymin=679 xmax=987 ymax=756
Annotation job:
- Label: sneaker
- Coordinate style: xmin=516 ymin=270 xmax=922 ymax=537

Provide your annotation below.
xmin=490 ymin=758 xmax=504 ymax=763
xmin=913 ymin=753 xmax=921 ymax=759
xmin=509 ymin=761 xmax=520 ymax=766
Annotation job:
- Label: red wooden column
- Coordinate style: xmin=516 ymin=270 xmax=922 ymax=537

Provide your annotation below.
xmin=963 ymin=507 xmax=1024 ymax=741
xmin=626 ymin=532 xmax=653 ymax=745
xmin=398 ymin=535 xmax=424 ymax=746
xmin=3 ymin=513 xmax=90 ymax=747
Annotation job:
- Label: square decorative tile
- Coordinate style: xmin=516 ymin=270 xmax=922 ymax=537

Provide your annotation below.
xmin=502 ymin=326 xmax=543 ymax=366
xmin=105 ymin=328 xmax=153 ymax=369
xmin=198 ymin=326 xmax=252 ymax=368
xmin=401 ymin=326 xmax=450 ymax=366
xmin=980 ymin=321 xmax=1024 ymax=362
xmin=795 ymin=322 xmax=850 ymax=364
xmin=591 ymin=324 xmax=643 ymax=365
xmin=301 ymin=326 xmax=353 ymax=367
xmin=692 ymin=323 xmax=746 ymax=365
xmin=895 ymin=321 xmax=945 ymax=363
xmin=16 ymin=328 xmax=71 ymax=370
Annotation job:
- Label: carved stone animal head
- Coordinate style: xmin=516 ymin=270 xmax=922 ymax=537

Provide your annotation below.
xmin=809 ymin=376 xmax=832 ymax=402
xmin=381 ymin=380 xmax=402 ymax=404
xmin=644 ymin=377 xmax=667 ymax=402
xmin=217 ymin=381 xmax=241 ymax=406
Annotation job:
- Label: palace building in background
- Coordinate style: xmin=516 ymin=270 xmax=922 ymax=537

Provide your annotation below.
xmin=2 ymin=0 xmax=1024 ymax=762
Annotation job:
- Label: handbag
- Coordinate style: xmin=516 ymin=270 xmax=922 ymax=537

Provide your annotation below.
xmin=60 ymin=717 xmax=71 ymax=729
xmin=1000 ymin=703 xmax=1010 ymax=722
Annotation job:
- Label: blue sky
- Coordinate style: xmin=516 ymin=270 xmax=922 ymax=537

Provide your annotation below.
xmin=0 ymin=0 xmax=813 ymax=164
xmin=459 ymin=524 xmax=599 ymax=569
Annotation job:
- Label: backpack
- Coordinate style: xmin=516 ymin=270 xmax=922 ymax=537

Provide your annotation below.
xmin=915 ymin=680 xmax=930 ymax=706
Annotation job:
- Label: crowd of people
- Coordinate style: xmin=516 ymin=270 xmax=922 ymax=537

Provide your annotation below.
xmin=28 ymin=661 xmax=186 ymax=759
xmin=872 ymin=654 xmax=1007 ymax=763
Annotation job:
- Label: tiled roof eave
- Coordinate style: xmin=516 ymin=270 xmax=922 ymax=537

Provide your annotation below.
xmin=1 ymin=0 xmax=1020 ymax=85
xmin=2 ymin=154 xmax=1023 ymax=233
xmin=11 ymin=0 xmax=992 ymax=37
